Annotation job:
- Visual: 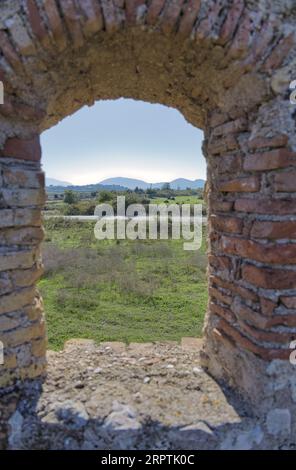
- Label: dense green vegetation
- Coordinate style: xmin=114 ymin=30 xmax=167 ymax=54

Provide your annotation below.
xmin=45 ymin=187 xmax=206 ymax=217
xmin=40 ymin=218 xmax=208 ymax=350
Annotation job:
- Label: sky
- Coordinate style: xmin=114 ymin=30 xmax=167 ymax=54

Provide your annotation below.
xmin=41 ymin=98 xmax=206 ymax=185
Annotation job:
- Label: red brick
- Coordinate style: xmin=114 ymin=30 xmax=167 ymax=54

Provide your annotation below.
xmin=211 ymin=214 xmax=243 ymax=234
xmin=210 ymin=111 xmax=228 ymax=128
xmin=218 ymin=0 xmax=244 ymax=45
xmin=263 ymin=32 xmax=295 ymax=71
xmin=221 ymin=235 xmax=296 ymax=264
xmin=100 ymin=0 xmax=119 ymax=32
xmin=260 ymin=297 xmax=277 ymax=316
xmin=218 ymin=176 xmax=260 ymax=193
xmin=125 ymin=0 xmax=146 ymax=24
xmin=235 ymin=198 xmax=296 ymax=215
xmin=231 ymin=298 xmax=270 ymax=329
xmin=210 ymin=301 xmax=235 ymax=324
xmin=208 ymin=254 xmax=232 ymax=272
xmin=244 ymin=149 xmax=296 ymax=171
xmin=215 ymin=319 xmax=290 ymax=360
xmin=59 ymin=0 xmax=84 ymax=48
xmin=274 ymin=172 xmax=296 ymax=192
xmin=281 ymin=297 xmax=296 ymax=309
xmin=43 ymin=0 xmax=67 ymax=51
xmin=212 ymin=118 xmax=248 ymax=137
xmin=242 ymin=264 xmax=296 ymax=290
xmin=209 ymin=230 xmax=220 ymax=243
xmin=0 ymin=97 xmax=45 ymax=122
xmin=265 ymin=314 xmax=296 ymax=328
xmin=212 ymin=326 xmax=236 ymax=349
xmin=211 ymin=275 xmax=258 ymax=302
xmin=208 ymin=134 xmax=239 ymax=155
xmin=78 ymin=0 xmax=103 ymax=36
xmin=211 ymin=200 xmax=234 ymax=212
xmin=146 ymin=0 xmax=166 ymax=25
xmin=161 ymin=0 xmax=185 ymax=34
xmin=251 ymin=220 xmax=296 ymax=239
xmin=217 ymin=154 xmax=242 ymax=174
xmin=16 ymin=102 xmax=45 ymax=122
xmin=25 ymin=0 xmax=48 ymax=43
xmin=209 ymin=286 xmax=233 ymax=306
xmin=248 ymin=134 xmax=288 ymax=150
xmin=227 ymin=13 xmax=252 ymax=59
xmin=238 ymin=319 xmax=295 ymax=345
xmin=0 ymin=31 xmax=23 ymax=72
xmin=178 ymin=0 xmax=201 ymax=37
xmin=3 ymin=168 xmax=44 ymax=189
xmin=1 ymin=136 xmax=41 ymax=162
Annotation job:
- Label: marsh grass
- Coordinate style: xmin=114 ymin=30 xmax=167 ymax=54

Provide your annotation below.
xmin=40 ymin=219 xmax=208 ymax=349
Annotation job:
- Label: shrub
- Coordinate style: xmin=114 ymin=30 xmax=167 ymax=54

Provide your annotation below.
xmin=98 ymin=190 xmax=114 ymax=203
xmin=64 ymin=190 xmax=78 ymax=204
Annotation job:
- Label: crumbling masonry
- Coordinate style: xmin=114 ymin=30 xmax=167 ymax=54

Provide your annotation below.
xmin=0 ymin=0 xmax=296 ymax=443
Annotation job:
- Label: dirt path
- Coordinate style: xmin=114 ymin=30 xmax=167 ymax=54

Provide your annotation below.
xmin=6 ymin=339 xmax=294 ymax=450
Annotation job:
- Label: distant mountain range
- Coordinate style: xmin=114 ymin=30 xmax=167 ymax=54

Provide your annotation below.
xmin=100 ymin=177 xmax=205 ymax=190
xmin=46 ymin=177 xmax=73 ymax=187
xmin=46 ymin=182 xmax=129 ymax=192
xmin=46 ymin=177 xmax=205 ymax=191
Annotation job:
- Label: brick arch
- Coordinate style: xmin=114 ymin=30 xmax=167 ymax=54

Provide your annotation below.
xmin=0 ymin=0 xmax=296 ymax=424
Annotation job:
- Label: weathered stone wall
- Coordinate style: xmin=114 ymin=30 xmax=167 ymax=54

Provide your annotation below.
xmin=0 ymin=142 xmax=46 ymax=386
xmin=0 ymin=0 xmax=296 ymax=434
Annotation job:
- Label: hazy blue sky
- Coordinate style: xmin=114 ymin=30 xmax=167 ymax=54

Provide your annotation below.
xmin=41 ymin=99 xmax=206 ymax=185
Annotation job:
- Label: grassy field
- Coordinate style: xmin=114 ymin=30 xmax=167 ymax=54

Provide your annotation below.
xmin=39 ymin=218 xmax=208 ymax=350
xmin=44 ymin=195 xmax=205 ymax=216
xmin=150 ymin=195 xmax=204 ymax=205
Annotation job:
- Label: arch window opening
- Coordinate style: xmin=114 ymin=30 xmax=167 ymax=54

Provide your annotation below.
xmin=40 ymin=98 xmax=207 ymax=350
xmin=0 ymin=0 xmax=294 ymax=450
